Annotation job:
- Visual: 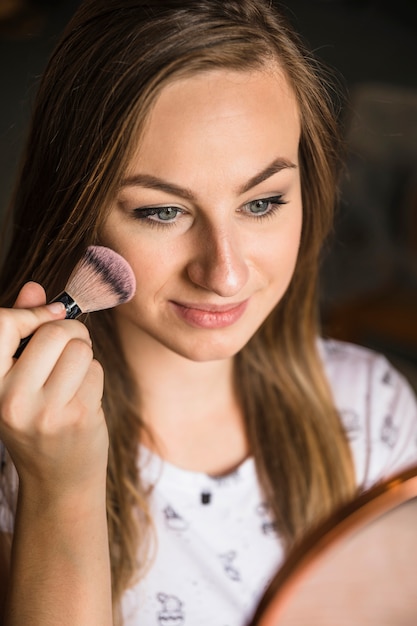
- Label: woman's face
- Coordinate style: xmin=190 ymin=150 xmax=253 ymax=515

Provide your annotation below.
xmin=101 ymin=67 xmax=302 ymax=362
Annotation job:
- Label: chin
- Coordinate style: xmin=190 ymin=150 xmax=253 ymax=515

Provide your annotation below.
xmin=164 ymin=333 xmax=251 ymax=363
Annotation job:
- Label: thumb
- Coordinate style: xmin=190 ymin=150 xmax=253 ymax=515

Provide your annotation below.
xmin=13 ymin=281 xmax=47 ymax=309
xmin=0 ymin=284 xmax=66 ymax=365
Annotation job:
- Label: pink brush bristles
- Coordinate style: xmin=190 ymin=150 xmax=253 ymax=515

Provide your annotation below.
xmin=14 ymin=246 xmax=136 ymax=358
xmin=65 ymin=245 xmax=136 ymax=313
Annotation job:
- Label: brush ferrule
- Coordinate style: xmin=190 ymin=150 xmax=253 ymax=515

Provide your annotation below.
xmin=53 ymin=291 xmax=82 ymax=319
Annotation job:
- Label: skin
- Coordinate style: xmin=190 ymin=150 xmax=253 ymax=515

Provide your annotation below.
xmin=101 ymin=67 xmax=302 ymax=470
xmin=0 ymin=66 xmax=302 ymax=622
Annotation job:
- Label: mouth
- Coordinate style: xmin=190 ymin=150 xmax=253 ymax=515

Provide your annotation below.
xmin=170 ymin=299 xmax=249 ymax=329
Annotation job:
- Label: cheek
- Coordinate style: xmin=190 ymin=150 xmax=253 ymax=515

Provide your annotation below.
xmin=100 ymin=217 xmax=182 ymax=289
xmin=286 ymin=211 xmax=303 ymax=266
xmin=259 ymin=209 xmax=303 ymax=279
xmin=124 ymin=237 xmax=187 ymax=299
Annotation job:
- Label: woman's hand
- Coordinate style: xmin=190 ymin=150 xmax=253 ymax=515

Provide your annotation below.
xmin=0 ymin=281 xmax=108 ymax=502
xmin=0 ymin=282 xmax=112 ymax=625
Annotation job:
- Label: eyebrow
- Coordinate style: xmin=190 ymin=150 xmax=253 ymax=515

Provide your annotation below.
xmin=119 ymin=157 xmax=297 ymax=200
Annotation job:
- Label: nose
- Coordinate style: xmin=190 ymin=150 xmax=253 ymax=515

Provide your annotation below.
xmin=186 ymin=223 xmax=249 ymax=297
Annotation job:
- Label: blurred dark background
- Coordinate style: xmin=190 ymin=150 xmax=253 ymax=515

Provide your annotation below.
xmin=0 ymin=0 xmax=416 ymax=389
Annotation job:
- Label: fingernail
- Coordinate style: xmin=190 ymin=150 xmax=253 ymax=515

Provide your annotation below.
xmin=46 ymin=302 xmax=66 ymax=315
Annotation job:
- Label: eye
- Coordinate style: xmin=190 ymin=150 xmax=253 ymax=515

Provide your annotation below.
xmin=132 ymin=206 xmax=183 ymax=225
xmin=242 ymin=195 xmax=287 ymax=218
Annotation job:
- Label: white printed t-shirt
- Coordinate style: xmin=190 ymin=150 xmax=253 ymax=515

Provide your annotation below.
xmin=1 ymin=339 xmax=417 ymax=625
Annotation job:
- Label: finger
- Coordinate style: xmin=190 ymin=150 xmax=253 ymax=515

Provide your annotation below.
xmin=13 ymin=282 xmax=47 ymax=309
xmin=0 ymin=303 xmax=67 ymax=376
xmin=53 ymin=359 xmax=105 ymax=436
xmin=3 ymin=319 xmax=91 ymax=390
xmin=12 ymin=282 xmax=57 ymax=360
xmin=43 ymin=338 xmax=94 ymax=407
xmin=74 ymin=358 xmax=104 ymax=417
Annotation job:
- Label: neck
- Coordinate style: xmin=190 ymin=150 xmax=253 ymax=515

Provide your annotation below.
xmin=117 ymin=324 xmax=249 ymax=474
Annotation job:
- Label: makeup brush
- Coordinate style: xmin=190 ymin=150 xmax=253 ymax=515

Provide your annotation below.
xmin=14 ymin=245 xmax=136 ymax=358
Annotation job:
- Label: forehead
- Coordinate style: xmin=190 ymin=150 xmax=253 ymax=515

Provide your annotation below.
xmin=127 ymin=67 xmax=300 ymax=181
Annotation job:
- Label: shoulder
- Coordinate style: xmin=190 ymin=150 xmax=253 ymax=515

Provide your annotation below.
xmin=318 ymin=338 xmax=417 ymax=489
xmin=318 ymin=338 xmax=411 ymax=407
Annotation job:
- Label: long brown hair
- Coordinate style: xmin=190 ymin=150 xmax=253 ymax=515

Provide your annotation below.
xmin=0 ymin=0 xmax=356 ymax=619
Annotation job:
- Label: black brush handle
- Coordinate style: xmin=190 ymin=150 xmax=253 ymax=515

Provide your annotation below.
xmin=13 ymin=292 xmax=82 ymax=359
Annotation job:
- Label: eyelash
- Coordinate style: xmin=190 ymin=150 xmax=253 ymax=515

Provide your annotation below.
xmin=131 ymin=195 xmax=287 ymax=228
xmin=241 ymin=195 xmax=287 ymax=221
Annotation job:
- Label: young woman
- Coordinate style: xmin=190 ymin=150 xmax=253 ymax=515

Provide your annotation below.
xmin=0 ymin=1 xmax=416 ymax=624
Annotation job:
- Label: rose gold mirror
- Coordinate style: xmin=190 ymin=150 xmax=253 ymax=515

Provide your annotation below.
xmin=251 ymin=465 xmax=417 ymax=626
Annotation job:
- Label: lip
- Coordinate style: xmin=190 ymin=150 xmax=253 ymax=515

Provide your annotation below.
xmin=170 ymin=299 xmax=249 ymax=329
